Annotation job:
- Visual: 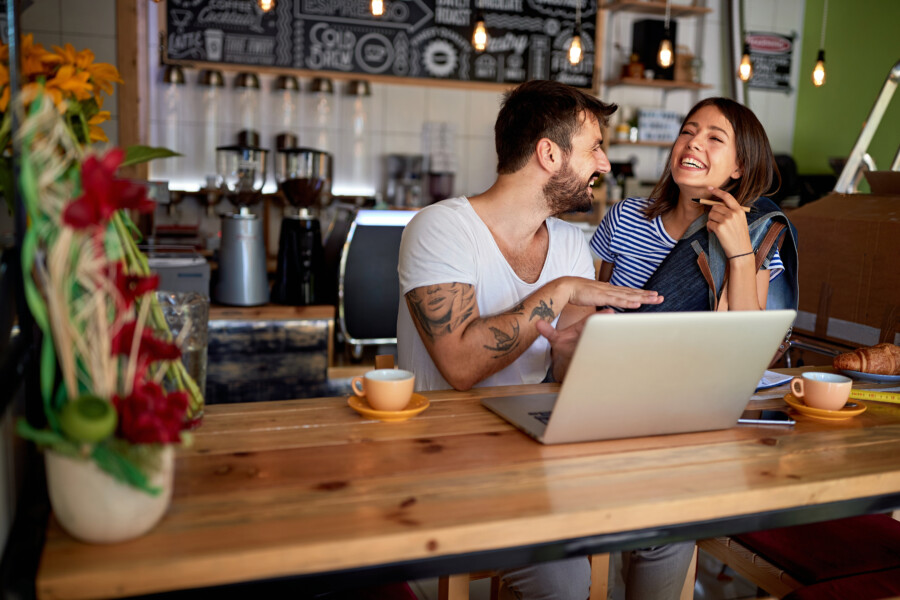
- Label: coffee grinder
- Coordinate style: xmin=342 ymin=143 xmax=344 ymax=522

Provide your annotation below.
xmin=214 ymin=132 xmax=270 ymax=306
xmin=270 ymin=143 xmax=333 ymax=305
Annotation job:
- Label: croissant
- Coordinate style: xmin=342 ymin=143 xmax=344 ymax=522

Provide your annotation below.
xmin=833 ymin=343 xmax=900 ymax=375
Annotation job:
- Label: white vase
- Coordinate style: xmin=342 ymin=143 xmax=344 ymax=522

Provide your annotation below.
xmin=44 ymin=446 xmax=174 ymax=544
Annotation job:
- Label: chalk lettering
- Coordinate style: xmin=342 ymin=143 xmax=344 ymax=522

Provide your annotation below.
xmin=435 ymin=7 xmax=471 ymax=25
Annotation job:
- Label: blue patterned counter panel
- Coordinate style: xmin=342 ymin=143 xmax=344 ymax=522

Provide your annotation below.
xmin=206 ymin=318 xmax=331 ymax=404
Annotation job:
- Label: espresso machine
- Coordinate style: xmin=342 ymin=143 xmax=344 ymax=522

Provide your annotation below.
xmin=214 ymin=132 xmax=270 ymax=306
xmin=270 ymin=143 xmax=333 ymax=305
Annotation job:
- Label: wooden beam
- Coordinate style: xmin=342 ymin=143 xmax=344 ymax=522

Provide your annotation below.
xmin=115 ymin=0 xmax=149 ymax=180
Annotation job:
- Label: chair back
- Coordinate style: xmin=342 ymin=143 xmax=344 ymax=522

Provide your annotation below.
xmin=338 ymin=210 xmax=417 ymax=347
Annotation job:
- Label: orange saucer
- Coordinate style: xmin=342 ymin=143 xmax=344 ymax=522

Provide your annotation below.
xmin=348 ymin=393 xmax=430 ymax=422
xmin=784 ymin=393 xmax=866 ymax=421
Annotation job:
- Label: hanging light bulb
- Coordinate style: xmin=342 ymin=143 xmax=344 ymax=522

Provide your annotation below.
xmin=658 ymin=38 xmax=673 ymax=68
xmin=657 ymin=0 xmax=673 ymax=68
xmin=738 ymin=43 xmax=753 ymax=81
xmin=812 ymin=49 xmax=826 ymax=86
xmin=257 ymin=0 xmax=275 ymax=12
xmin=371 ymin=0 xmax=384 ymax=17
xmin=568 ymin=1 xmax=583 ymax=65
xmin=568 ymin=29 xmax=583 ymax=65
xmin=472 ymin=12 xmax=488 ymax=52
xmin=812 ymin=0 xmax=828 ymax=87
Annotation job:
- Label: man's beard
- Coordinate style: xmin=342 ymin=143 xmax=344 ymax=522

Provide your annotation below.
xmin=543 ymin=158 xmax=598 ymax=216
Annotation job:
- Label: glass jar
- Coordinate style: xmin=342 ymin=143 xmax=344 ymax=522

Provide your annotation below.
xmin=234 ymin=72 xmax=261 ymax=137
xmin=157 ymin=290 xmax=209 ymax=426
xmin=306 ymin=77 xmax=337 ymax=154
xmin=339 ymin=79 xmax=373 ymax=193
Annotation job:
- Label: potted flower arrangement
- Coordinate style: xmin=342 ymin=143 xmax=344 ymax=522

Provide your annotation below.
xmin=3 ymin=36 xmax=199 ymax=543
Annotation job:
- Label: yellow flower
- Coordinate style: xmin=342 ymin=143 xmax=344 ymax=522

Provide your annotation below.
xmin=50 ymin=43 xmax=122 ymax=96
xmin=0 ymin=63 xmax=8 ymax=112
xmin=22 ymin=34 xmax=58 ymax=77
xmin=87 ymin=62 xmax=123 ymax=96
xmin=86 ymin=106 xmax=112 ymax=142
xmin=48 ymin=64 xmax=93 ymax=102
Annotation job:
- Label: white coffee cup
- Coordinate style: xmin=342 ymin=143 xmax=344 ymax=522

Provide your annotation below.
xmin=351 ymin=369 xmax=415 ymax=411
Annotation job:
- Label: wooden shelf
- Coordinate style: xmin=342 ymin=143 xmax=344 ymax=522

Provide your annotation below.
xmin=606 ymin=77 xmax=713 ymax=90
xmin=602 ymin=1 xmax=712 ymax=17
xmin=609 ymin=139 xmax=673 ymax=148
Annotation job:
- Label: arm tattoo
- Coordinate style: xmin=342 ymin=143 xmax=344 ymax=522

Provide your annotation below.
xmin=407 ymin=283 xmax=476 ymax=342
xmin=484 ymin=321 xmax=520 ymax=357
xmin=511 ymin=301 xmax=525 ymax=314
xmin=529 ymin=299 xmax=555 ymax=322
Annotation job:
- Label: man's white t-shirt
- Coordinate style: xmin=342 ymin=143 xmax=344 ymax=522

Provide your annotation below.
xmin=397 ymin=196 xmax=595 ymax=392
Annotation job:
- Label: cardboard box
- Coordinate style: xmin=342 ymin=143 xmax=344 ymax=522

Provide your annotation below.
xmin=789 ymin=192 xmax=900 ymax=345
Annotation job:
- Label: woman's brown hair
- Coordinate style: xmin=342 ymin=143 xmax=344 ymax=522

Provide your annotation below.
xmin=643 ymin=97 xmax=780 ymax=220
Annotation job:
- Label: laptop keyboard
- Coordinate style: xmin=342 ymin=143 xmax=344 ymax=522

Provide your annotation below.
xmin=529 ymin=410 xmax=551 ymax=425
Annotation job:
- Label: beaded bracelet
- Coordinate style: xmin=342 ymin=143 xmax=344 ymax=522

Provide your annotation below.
xmin=727 ymin=250 xmax=754 ymax=260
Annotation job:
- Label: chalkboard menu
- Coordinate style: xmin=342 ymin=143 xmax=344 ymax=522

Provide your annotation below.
xmin=745 ymin=32 xmax=795 ymax=92
xmin=163 ymin=0 xmax=597 ymax=88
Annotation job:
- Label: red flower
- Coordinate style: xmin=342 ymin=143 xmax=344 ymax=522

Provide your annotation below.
xmin=111 ymin=321 xmax=181 ymax=385
xmin=62 ymin=148 xmax=155 ymax=229
xmin=114 ymin=380 xmax=188 ymax=444
xmin=114 ymin=262 xmax=159 ymax=309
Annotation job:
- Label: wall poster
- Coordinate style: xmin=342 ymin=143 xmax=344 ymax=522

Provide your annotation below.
xmin=745 ymin=31 xmax=795 ymax=92
xmin=163 ymin=0 xmax=598 ymax=89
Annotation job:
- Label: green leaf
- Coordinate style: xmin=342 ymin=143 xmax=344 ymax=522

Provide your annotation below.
xmin=92 ymin=442 xmax=162 ymax=495
xmin=121 ymin=145 xmax=181 ymax=168
xmin=40 ymin=340 xmax=59 ymax=428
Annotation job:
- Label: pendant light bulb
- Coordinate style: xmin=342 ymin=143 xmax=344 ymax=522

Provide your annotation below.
xmin=738 ymin=43 xmax=753 ymax=81
xmin=473 ymin=13 xmax=488 ymax=52
xmin=568 ymin=34 xmax=583 ymax=65
xmin=257 ymin=0 xmax=275 ymax=12
xmin=657 ymin=37 xmax=673 ymax=68
xmin=568 ymin=1 xmax=583 ymax=65
xmin=568 ymin=28 xmax=583 ymax=65
xmin=812 ymin=49 xmax=826 ymax=86
xmin=371 ymin=0 xmax=384 ymax=17
xmin=657 ymin=0 xmax=673 ymax=68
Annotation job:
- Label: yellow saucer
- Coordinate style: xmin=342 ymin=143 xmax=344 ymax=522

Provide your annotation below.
xmin=784 ymin=393 xmax=866 ymax=421
xmin=348 ymin=393 xmax=430 ymax=422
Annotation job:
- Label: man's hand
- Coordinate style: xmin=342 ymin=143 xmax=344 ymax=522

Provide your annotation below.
xmin=564 ymin=276 xmax=663 ymax=310
xmin=536 ymin=309 xmax=614 ymax=382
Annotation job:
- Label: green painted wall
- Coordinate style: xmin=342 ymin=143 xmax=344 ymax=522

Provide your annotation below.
xmin=792 ymin=0 xmax=900 ymax=179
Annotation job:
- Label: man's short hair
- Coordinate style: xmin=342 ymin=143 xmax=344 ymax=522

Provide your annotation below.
xmin=495 ymin=80 xmax=617 ymax=175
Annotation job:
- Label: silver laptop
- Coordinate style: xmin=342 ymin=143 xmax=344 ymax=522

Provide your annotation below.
xmin=481 ymin=310 xmax=796 ymax=444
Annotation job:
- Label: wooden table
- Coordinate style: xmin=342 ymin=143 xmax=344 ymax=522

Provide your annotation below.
xmin=36 ymin=373 xmax=900 ymax=599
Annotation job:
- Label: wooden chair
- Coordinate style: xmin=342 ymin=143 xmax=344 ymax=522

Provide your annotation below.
xmin=437 ymin=549 xmax=697 ymax=600
xmin=698 ymin=513 xmax=900 ymax=599
xmin=373 ymin=357 xmax=698 ymax=599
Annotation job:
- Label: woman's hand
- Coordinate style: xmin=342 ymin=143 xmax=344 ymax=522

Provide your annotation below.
xmin=705 ymin=186 xmax=752 ymax=259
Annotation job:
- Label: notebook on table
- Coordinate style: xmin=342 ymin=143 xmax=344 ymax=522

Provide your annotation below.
xmin=481 ymin=310 xmax=797 ymax=444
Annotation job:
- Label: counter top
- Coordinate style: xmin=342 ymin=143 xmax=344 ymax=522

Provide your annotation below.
xmin=209 ymin=304 xmax=334 ymax=322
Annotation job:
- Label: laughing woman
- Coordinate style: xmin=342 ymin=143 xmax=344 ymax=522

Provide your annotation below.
xmin=590 ymin=97 xmax=798 ymax=314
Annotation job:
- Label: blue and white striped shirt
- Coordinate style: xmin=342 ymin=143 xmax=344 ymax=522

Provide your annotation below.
xmin=590 ymin=197 xmax=783 ymax=291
